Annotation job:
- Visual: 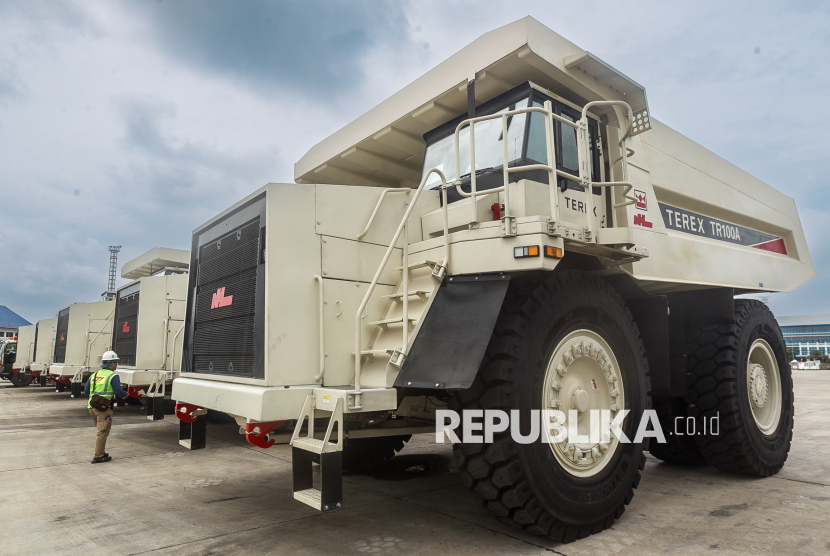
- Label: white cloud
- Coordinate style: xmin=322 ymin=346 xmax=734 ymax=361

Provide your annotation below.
xmin=1 ymin=0 xmax=829 ymax=322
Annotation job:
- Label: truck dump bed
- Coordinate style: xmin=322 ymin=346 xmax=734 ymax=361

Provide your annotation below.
xmin=295 ymin=16 xmax=814 ymax=295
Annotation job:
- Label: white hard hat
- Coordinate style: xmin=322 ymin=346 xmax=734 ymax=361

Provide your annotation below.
xmin=101 ymin=350 xmax=120 ymax=362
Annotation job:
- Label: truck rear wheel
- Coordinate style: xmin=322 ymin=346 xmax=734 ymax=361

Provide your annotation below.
xmin=451 ymin=271 xmax=650 ymax=542
xmin=648 ymin=397 xmax=706 ymax=466
xmin=686 ymin=299 xmax=793 ymax=476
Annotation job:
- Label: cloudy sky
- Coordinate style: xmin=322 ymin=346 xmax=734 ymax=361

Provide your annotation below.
xmin=1 ymin=0 xmax=828 ymax=323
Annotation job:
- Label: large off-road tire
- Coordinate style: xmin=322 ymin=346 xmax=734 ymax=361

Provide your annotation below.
xmin=686 ymin=299 xmax=793 ymax=476
xmin=648 ymin=397 xmax=706 ymax=466
xmin=10 ymin=372 xmax=34 ymax=387
xmin=342 ymin=435 xmax=411 ymax=470
xmin=451 ymin=271 xmax=650 ymax=542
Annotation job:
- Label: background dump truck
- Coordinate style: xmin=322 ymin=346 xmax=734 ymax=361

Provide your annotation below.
xmin=0 ymin=337 xmax=22 ymax=385
xmin=171 ymin=18 xmax=813 ymax=541
xmin=9 ymin=324 xmax=35 ymax=386
xmin=49 ymin=299 xmax=115 ymax=397
xmin=112 ymin=247 xmax=189 ymax=420
xmin=30 ymin=318 xmax=58 ymax=386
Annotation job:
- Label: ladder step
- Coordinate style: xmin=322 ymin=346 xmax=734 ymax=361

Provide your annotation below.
xmin=383 ymin=290 xmax=431 ymax=302
xmin=294 ymin=488 xmax=322 ymax=511
xmin=367 ymin=317 xmax=417 ymax=328
xmin=293 ymin=437 xmax=331 ymax=454
xmin=356 ymin=349 xmax=394 ymax=356
xmin=394 ymin=260 xmax=438 ymax=271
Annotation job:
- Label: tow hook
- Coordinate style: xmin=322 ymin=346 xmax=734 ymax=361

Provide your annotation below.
xmin=174 ymin=402 xmax=203 ymax=423
xmin=245 ymin=421 xmax=286 ymax=449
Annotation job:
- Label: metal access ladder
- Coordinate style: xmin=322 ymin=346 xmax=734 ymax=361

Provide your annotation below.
xmin=290 ymin=395 xmax=344 ymax=511
xmin=358 ymin=259 xmax=443 ymax=388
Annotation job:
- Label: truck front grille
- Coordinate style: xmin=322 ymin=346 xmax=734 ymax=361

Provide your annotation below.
xmin=54 ymin=308 xmax=69 ymax=364
xmin=113 ymin=282 xmax=140 ymax=367
xmin=191 ymin=218 xmax=262 ymax=377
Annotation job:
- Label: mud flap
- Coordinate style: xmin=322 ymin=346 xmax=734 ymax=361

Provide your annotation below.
xmin=395 ymin=273 xmax=510 ymax=390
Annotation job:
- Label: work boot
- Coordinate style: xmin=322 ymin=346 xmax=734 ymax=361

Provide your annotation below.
xmin=91 ymin=455 xmax=113 ymax=464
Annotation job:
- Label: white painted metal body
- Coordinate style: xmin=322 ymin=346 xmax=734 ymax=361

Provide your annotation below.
xmin=115 ymin=273 xmax=188 ymax=388
xmin=49 ymin=300 xmax=114 ymax=378
xmin=11 ymin=324 xmax=36 ymax=372
xmin=30 ymin=318 xmax=57 ymax=374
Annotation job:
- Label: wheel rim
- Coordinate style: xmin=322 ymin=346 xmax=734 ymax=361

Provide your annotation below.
xmin=542 ymin=329 xmax=625 ymax=478
xmin=747 ymin=339 xmax=782 ymax=435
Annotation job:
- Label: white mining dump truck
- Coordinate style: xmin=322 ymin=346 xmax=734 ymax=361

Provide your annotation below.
xmin=171 ymin=18 xmax=814 ymax=541
xmin=8 ymin=324 xmax=35 ymax=386
xmin=30 ymin=317 xmax=58 ymax=386
xmin=112 ymin=248 xmax=189 ymax=419
xmin=49 ymin=298 xmax=115 ymax=397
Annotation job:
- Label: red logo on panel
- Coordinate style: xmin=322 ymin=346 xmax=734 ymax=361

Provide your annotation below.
xmin=211 ymin=287 xmax=233 ymax=309
xmin=633 ymin=213 xmax=653 ymax=228
xmin=634 ymin=189 xmax=647 ymax=210
xmin=122 ymin=322 xmax=130 ymax=333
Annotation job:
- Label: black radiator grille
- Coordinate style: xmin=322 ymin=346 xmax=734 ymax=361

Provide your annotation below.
xmin=113 ymin=283 xmax=140 ymax=366
xmin=192 ymin=219 xmax=260 ymax=377
xmin=54 ymin=308 xmax=70 ymax=364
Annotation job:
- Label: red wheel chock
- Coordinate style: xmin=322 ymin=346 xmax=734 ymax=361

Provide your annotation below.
xmin=127 ymin=386 xmax=148 ymax=399
xmin=175 ymin=403 xmax=202 ymax=423
xmin=245 ymin=421 xmax=286 ymax=449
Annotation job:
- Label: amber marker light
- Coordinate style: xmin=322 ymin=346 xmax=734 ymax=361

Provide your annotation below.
xmin=544 ymin=246 xmax=563 ymax=259
xmin=514 ymin=246 xmax=540 ymax=258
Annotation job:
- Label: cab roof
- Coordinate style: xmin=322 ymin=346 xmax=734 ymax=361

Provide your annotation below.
xmin=121 ymin=247 xmax=190 ymax=280
xmin=295 ymin=16 xmax=648 ymax=188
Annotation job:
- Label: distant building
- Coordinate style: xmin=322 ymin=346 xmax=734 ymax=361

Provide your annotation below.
xmin=777 ymin=314 xmax=830 ymax=358
xmin=0 ymin=306 xmax=32 ymax=338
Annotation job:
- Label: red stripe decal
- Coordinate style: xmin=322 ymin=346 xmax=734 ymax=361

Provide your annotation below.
xmin=752 ymin=238 xmax=787 ymax=255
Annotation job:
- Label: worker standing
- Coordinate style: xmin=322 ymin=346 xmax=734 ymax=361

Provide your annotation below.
xmin=84 ymin=350 xmax=129 ymax=464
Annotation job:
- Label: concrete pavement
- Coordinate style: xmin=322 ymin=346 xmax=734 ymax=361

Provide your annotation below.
xmin=1 ymin=371 xmax=828 ymax=555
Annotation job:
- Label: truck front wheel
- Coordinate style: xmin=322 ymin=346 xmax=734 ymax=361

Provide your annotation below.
xmin=451 ymin=271 xmax=650 ymax=542
xmin=10 ymin=372 xmax=34 ymax=387
xmin=686 ymin=299 xmax=793 ymax=476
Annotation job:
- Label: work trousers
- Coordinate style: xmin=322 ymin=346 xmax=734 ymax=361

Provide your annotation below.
xmin=88 ymin=407 xmax=113 ymax=459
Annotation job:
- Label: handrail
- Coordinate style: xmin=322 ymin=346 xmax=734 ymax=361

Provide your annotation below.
xmin=313 ymin=275 xmax=325 ymax=382
xmin=449 ymin=100 xmax=638 ymax=237
xmin=354 ymin=168 xmax=450 ymax=393
xmin=579 ymin=100 xmax=638 ymax=210
xmin=452 ymin=105 xmax=560 ymax=227
xmin=357 ymin=188 xmax=411 ymax=240
xmin=171 ymin=321 xmax=185 ymax=372
xmin=161 ymin=316 xmax=169 ymax=370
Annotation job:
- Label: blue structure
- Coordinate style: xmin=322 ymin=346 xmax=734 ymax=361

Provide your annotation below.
xmin=777 ymin=315 xmax=830 ymax=357
xmin=0 ymin=306 xmax=32 ymax=338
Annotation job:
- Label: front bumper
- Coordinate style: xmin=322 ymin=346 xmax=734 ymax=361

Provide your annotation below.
xmin=171 ymin=378 xmax=313 ymax=422
xmin=116 ymin=369 xmax=179 ymax=386
xmin=49 ymin=365 xmax=90 ymax=378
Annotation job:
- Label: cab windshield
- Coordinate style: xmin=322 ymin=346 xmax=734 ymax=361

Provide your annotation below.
xmin=421 ymin=83 xmax=601 ymax=198
xmin=423 ymin=98 xmax=529 ymax=189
